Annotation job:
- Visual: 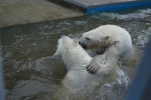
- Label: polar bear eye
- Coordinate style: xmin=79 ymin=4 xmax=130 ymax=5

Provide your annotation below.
xmin=86 ymin=37 xmax=91 ymax=40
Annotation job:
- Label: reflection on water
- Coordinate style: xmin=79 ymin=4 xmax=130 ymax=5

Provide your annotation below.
xmin=0 ymin=7 xmax=151 ymax=100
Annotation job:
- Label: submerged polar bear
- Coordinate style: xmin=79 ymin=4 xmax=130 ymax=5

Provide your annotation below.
xmin=54 ymin=35 xmax=119 ymax=91
xmin=79 ymin=25 xmax=134 ymax=73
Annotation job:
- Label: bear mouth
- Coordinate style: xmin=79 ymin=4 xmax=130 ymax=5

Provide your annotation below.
xmin=79 ymin=42 xmax=87 ymax=50
xmin=82 ymin=45 xmax=86 ymax=50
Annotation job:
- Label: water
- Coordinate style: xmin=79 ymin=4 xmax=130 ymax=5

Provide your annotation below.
xmin=0 ymin=7 xmax=151 ymax=100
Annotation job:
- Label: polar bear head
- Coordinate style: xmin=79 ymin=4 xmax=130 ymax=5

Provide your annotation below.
xmin=54 ymin=35 xmax=79 ymax=57
xmin=79 ymin=30 xmax=109 ymax=50
xmin=54 ymin=35 xmax=92 ymax=70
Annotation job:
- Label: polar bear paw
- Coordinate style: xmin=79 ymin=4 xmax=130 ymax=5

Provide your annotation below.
xmin=86 ymin=55 xmax=104 ymax=74
xmin=86 ymin=64 xmax=99 ymax=74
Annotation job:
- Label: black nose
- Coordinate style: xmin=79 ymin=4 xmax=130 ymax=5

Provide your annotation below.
xmin=79 ymin=41 xmax=81 ymax=45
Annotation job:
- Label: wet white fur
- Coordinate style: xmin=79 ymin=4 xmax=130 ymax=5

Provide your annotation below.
xmin=80 ymin=24 xmax=133 ymax=60
xmin=54 ymin=36 xmax=118 ymax=91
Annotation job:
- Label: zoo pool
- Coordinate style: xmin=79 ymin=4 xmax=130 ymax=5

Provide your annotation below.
xmin=0 ymin=7 xmax=151 ymax=100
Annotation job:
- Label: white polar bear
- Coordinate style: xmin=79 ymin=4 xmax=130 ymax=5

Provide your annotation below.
xmin=54 ymin=35 xmax=119 ymax=91
xmin=79 ymin=25 xmax=134 ymax=73
xmin=79 ymin=24 xmax=133 ymax=59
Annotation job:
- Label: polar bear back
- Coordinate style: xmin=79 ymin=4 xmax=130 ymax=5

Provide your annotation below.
xmin=96 ymin=25 xmax=132 ymax=56
xmin=63 ymin=69 xmax=100 ymax=90
xmin=59 ymin=40 xmax=101 ymax=90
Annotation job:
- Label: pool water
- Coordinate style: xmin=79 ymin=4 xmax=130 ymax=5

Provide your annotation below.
xmin=0 ymin=8 xmax=151 ymax=100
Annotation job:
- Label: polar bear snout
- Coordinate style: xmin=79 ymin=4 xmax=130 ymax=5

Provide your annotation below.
xmin=61 ymin=35 xmax=66 ymax=38
xmin=79 ymin=37 xmax=87 ymax=49
xmin=79 ymin=41 xmax=87 ymax=50
xmin=53 ymin=51 xmax=60 ymax=58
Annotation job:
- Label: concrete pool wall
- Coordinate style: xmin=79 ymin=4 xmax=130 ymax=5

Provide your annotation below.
xmin=1 ymin=0 xmax=151 ymax=28
xmin=0 ymin=0 xmax=84 ymax=28
xmin=62 ymin=0 xmax=151 ymax=14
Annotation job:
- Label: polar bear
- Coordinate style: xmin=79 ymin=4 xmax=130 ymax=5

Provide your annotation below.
xmin=54 ymin=35 xmax=119 ymax=91
xmin=79 ymin=25 xmax=133 ymax=58
xmin=79 ymin=25 xmax=134 ymax=73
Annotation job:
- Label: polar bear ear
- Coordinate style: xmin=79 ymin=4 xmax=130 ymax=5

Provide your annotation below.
xmin=113 ymin=41 xmax=119 ymax=46
xmin=104 ymin=36 xmax=109 ymax=40
xmin=54 ymin=51 xmax=60 ymax=58
xmin=73 ymin=38 xmax=79 ymax=45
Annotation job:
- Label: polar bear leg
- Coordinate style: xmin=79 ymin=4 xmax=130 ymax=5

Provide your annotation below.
xmin=86 ymin=48 xmax=106 ymax=57
xmin=87 ymin=41 xmax=119 ymax=74
xmin=87 ymin=54 xmax=106 ymax=73
xmin=121 ymin=46 xmax=135 ymax=61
